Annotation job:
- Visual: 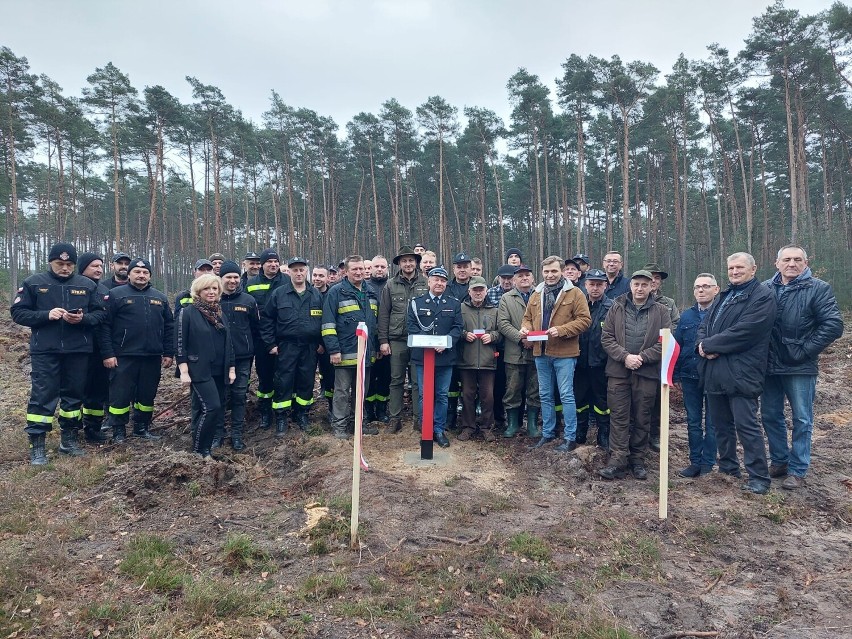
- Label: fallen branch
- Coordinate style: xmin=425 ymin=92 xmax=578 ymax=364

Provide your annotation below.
xmin=655 ymin=632 xmax=718 ymax=639
xmin=702 ymin=572 xmax=724 ymax=593
xmin=151 ymin=392 xmax=190 ymax=426
xmin=427 ymin=533 xmax=482 ymax=546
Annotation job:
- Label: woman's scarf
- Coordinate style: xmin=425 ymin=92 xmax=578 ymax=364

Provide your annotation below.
xmin=194 ymin=298 xmax=224 ymax=329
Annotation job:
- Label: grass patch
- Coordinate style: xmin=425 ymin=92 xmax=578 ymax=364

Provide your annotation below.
xmin=300 ymin=573 xmax=349 ymax=601
xmin=693 ymin=522 xmax=725 ymax=543
xmin=80 ymin=602 xmax=132 ymax=623
xmin=596 ymin=533 xmax=661 ymax=583
xmin=507 ymin=532 xmax=552 ymax=562
xmin=222 ymin=533 xmax=272 ymax=573
xmin=185 ymin=480 xmax=202 ymax=498
xmin=119 ymin=535 xmax=186 ymax=593
xmin=0 ymin=500 xmax=40 ymax=535
xmin=183 ymin=575 xmax=259 ymax=620
xmin=497 ymin=567 xmax=558 ymax=598
xmin=57 ymin=459 xmax=109 ymax=489
xmin=335 ymin=595 xmax=419 ymax=626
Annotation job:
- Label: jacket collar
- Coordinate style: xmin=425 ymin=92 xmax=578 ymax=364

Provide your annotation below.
xmin=533 ymin=279 xmax=574 ymax=294
xmin=770 ymin=267 xmax=812 ymax=287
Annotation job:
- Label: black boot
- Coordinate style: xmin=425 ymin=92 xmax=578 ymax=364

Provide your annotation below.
xmin=526 ymin=407 xmax=541 ymax=438
xmin=83 ymin=419 xmax=109 ymax=443
xmin=211 ymin=427 xmax=224 ymax=449
xmin=596 ymin=418 xmax=610 ymax=450
xmin=575 ymin=416 xmax=589 ymax=445
xmin=112 ymin=424 xmax=126 ymax=443
xmin=59 ymin=428 xmax=86 ymax=457
xmin=364 ymin=401 xmax=377 ymax=423
xmin=275 ymin=411 xmax=288 ymax=437
xmin=295 ymin=409 xmax=309 ymax=431
xmin=259 ymin=401 xmax=272 ymax=430
xmin=231 ymin=423 xmax=246 ymax=451
xmin=132 ymin=423 xmax=161 ymax=441
xmin=29 ymin=433 xmax=48 ymax=466
xmin=375 ymin=400 xmax=389 ymax=424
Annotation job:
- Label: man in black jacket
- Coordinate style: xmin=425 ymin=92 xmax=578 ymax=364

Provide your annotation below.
xmin=11 ymin=243 xmax=106 ymax=464
xmin=603 ymin=252 xmax=630 ymax=300
xmin=246 ymin=249 xmax=291 ymax=429
xmin=101 ymin=258 xmax=174 ymax=443
xmin=697 ymin=252 xmax=777 ymax=494
xmin=78 ymin=252 xmax=112 ymax=443
xmin=574 ymin=269 xmax=612 ymax=448
xmin=760 ymin=245 xmax=843 ymax=490
xmin=103 ymin=252 xmax=131 ymax=290
xmin=219 ymin=261 xmax=260 ymax=450
xmin=407 ymin=266 xmax=464 ymax=448
xmin=261 ymin=257 xmax=324 ymax=436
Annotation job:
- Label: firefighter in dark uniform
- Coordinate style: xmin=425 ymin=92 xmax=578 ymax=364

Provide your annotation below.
xmin=406 ymin=266 xmax=464 ymax=448
xmin=174 ymin=259 xmax=215 ymax=315
xmin=240 ymin=252 xmax=261 ymax=289
xmin=365 ymin=255 xmax=391 ymax=424
xmin=246 ymin=249 xmax=291 ymax=429
xmin=11 ymin=243 xmax=107 ymax=464
xmin=103 ymin=252 xmax=131 ymax=290
xmin=311 ymin=265 xmax=335 ymax=413
xmin=100 ymin=258 xmax=174 ymax=442
xmin=574 ymin=269 xmax=612 ymax=449
xmin=218 ymin=260 xmax=260 ymax=450
xmin=260 ymin=257 xmax=324 ymax=436
xmin=77 ymin=252 xmax=112 ymax=443
xmin=445 ymin=252 xmax=473 ymax=430
xmin=322 ymin=255 xmax=379 ymax=439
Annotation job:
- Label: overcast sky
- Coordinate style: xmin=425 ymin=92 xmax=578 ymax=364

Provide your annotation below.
xmin=1 ymin=0 xmax=835 ymax=131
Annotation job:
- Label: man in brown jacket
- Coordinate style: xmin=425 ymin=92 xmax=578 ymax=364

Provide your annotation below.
xmin=521 ymin=256 xmax=591 ymax=451
xmin=599 ymin=270 xmax=671 ymax=480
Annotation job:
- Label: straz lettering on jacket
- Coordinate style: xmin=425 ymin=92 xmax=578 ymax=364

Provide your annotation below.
xmin=149 ymin=299 xmax=163 ymax=306
xmin=70 ymin=289 xmax=87 ymax=295
xmin=234 ymin=305 xmax=248 ymax=312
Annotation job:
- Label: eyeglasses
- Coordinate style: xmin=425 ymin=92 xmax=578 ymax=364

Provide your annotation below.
xmin=603 ymin=259 xmax=621 ymax=264
xmin=693 ymin=284 xmax=715 ymax=290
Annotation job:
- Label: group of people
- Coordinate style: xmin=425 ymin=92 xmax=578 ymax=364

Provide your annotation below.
xmin=10 ymin=242 xmax=843 ymax=493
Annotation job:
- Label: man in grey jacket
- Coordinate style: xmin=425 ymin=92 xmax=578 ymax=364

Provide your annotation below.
xmin=761 ymin=245 xmax=843 ymax=490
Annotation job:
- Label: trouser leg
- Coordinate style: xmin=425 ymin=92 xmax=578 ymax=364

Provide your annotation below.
xmin=459 ymin=369 xmax=478 ymax=431
xmin=57 ymin=352 xmax=88 ymax=430
xmin=82 ymin=351 xmax=109 ymax=431
xmin=573 ymin=367 xmax=592 ymax=443
xmin=25 ymin=353 xmax=61 ymax=436
xmin=493 ymin=356 xmax=506 ymax=425
xmin=192 ymin=376 xmax=225 ymax=454
xmin=227 ymin=358 xmax=252 ymax=437
xmin=730 ymin=395 xmax=770 ymax=483
xmin=254 ymin=349 xmax=276 ymax=420
xmin=293 ymin=343 xmax=318 ymax=426
xmin=131 ymin=356 xmax=162 ymax=428
xmin=589 ymin=366 xmax=610 ymax=447
xmin=706 ymin=394 xmax=740 ymax=477
xmin=477 ymin=370 xmax=495 ymax=429
xmin=606 ymin=376 xmax=632 ymax=467
xmin=107 ymin=357 xmax=139 ymax=431
xmin=388 ymin=340 xmax=411 ymax=419
xmin=627 ymin=375 xmax=657 ymax=466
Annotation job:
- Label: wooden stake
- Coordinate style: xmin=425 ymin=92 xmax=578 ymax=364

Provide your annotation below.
xmin=350 ymin=327 xmax=367 ymax=548
xmin=659 ymin=328 xmax=672 ymax=520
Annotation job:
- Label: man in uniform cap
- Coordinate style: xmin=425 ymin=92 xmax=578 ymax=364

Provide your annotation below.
xmin=406 ymin=266 xmax=463 ymax=447
xmin=445 ymin=252 xmax=473 ymax=430
xmin=77 ymin=252 xmax=112 ymax=443
xmin=572 ymin=253 xmax=590 ymax=289
xmin=11 ymin=243 xmax=107 ymax=464
xmin=240 ymin=252 xmax=261 ymax=288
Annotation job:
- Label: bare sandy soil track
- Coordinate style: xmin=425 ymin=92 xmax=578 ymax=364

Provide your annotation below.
xmin=0 ymin=308 xmax=850 ymax=639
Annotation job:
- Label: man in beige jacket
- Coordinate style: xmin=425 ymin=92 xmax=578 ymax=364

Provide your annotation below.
xmin=521 ymin=256 xmax=591 ymax=451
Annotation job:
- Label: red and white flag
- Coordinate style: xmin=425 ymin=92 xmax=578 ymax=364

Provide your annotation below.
xmin=355 ymin=322 xmax=370 ymax=471
xmin=660 ymin=330 xmax=680 ymax=386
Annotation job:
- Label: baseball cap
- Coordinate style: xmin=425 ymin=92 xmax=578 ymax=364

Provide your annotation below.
xmin=194 ymin=259 xmax=214 ymax=270
xmin=631 ymin=270 xmax=653 ymax=280
xmin=469 ymin=276 xmax=487 ymax=289
xmin=584 ymin=268 xmax=608 ymax=281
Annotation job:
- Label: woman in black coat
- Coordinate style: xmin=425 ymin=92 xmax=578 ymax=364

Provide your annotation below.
xmin=176 ymin=274 xmax=236 ymax=458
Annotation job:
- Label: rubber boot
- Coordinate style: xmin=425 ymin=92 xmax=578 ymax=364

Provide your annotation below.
xmin=132 ymin=423 xmax=161 ymax=441
xmin=575 ymin=416 xmax=589 ymax=445
xmin=259 ymin=400 xmax=272 ymax=430
xmin=29 ymin=433 xmax=48 ymax=466
xmin=364 ymin=401 xmax=377 ymax=423
xmin=83 ymin=419 xmax=109 ymax=443
xmin=275 ymin=411 xmax=288 ymax=437
xmin=446 ymin=399 xmax=459 ymax=433
xmin=596 ymin=418 xmax=610 ymax=450
xmin=59 ymin=428 xmax=86 ymax=457
xmin=112 ymin=423 xmax=126 ymax=443
xmin=375 ymin=400 xmax=389 ymax=424
xmin=231 ymin=423 xmax=246 ymax=451
xmin=503 ymin=408 xmax=521 ymax=438
xmin=526 ymin=407 xmax=541 ymax=438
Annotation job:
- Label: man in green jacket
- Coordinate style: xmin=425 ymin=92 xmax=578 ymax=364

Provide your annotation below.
xmin=458 ymin=277 xmax=502 ymax=441
xmin=497 ymin=264 xmax=539 ymax=438
xmin=377 ymin=246 xmax=429 ymax=433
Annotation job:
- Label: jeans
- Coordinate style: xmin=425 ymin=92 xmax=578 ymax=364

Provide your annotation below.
xmin=415 ymin=364 xmax=453 ymax=436
xmin=761 ymin=374 xmax=816 ymax=478
xmin=681 ymin=378 xmax=716 ymax=467
xmin=535 ymin=355 xmax=577 ymax=441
